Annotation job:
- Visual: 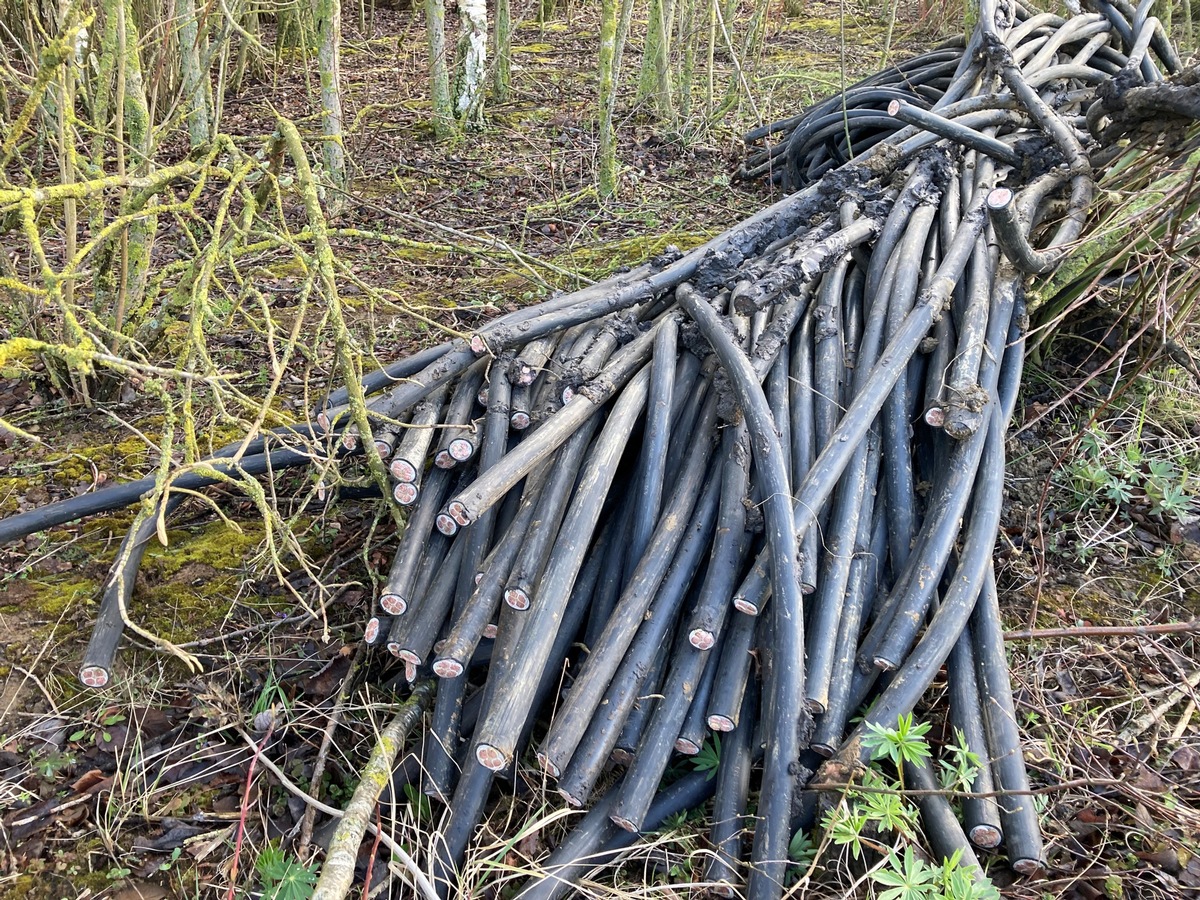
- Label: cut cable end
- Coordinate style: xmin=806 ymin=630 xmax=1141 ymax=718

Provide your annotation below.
xmin=476 ymin=743 xmax=508 ymax=771
xmin=79 ymin=665 xmax=110 ymax=688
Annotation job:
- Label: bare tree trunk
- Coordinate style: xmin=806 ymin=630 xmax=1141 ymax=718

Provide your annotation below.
xmin=677 ymin=0 xmax=698 ymax=120
xmin=612 ymin=0 xmax=636 ymax=83
xmin=231 ymin=5 xmax=262 ymax=95
xmin=455 ymin=0 xmax=487 ymax=127
xmin=639 ymin=0 xmax=675 ymax=120
xmin=112 ymin=0 xmax=154 ymax=344
xmin=706 ymin=0 xmax=717 ymax=112
xmin=493 ymin=0 xmax=511 ymax=101
xmin=597 ymin=0 xmax=618 ymax=196
xmin=714 ymin=0 xmax=763 ymax=118
xmin=57 ymin=2 xmax=78 ymax=310
xmin=313 ymin=0 xmax=347 ymax=193
xmin=425 ymin=0 xmax=455 ymax=137
xmin=175 ymin=0 xmax=212 ymax=147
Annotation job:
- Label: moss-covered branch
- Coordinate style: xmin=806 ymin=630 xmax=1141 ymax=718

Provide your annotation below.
xmin=312 ymin=682 xmax=438 ymax=900
xmin=0 ymin=157 xmax=210 ymax=207
xmin=276 ymin=117 xmax=398 ymax=518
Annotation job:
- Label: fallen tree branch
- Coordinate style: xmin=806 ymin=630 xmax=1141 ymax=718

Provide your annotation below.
xmin=311 ymin=681 xmax=437 ymax=900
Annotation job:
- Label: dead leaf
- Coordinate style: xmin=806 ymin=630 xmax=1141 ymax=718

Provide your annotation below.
xmin=1135 ymin=848 xmax=1183 ymax=875
xmin=1170 ymin=746 xmax=1200 ymax=770
xmin=111 ymin=880 xmax=170 ymax=900
xmin=1130 ymin=767 xmax=1168 ymax=792
xmin=301 ymin=651 xmax=353 ymax=699
xmin=71 ymin=768 xmax=108 ymax=793
xmin=1133 ymin=801 xmax=1155 ymax=832
xmin=516 ymin=827 xmax=545 ymax=860
xmin=1181 ymin=856 xmax=1200 ymax=887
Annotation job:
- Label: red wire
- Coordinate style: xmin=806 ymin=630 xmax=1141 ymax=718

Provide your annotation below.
xmin=362 ymin=805 xmax=383 ymax=899
xmin=226 ymin=721 xmax=275 ymax=900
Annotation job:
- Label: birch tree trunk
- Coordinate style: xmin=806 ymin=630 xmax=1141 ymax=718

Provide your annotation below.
xmin=454 ymin=0 xmax=487 ymax=128
xmin=174 ymin=0 xmax=212 ymax=148
xmin=425 ymin=0 xmax=455 ymax=138
xmin=313 ymin=0 xmax=347 ymax=193
xmin=597 ymin=0 xmax=618 ymax=197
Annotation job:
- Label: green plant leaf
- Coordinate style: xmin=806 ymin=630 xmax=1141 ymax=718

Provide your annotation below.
xmin=692 ymin=733 xmax=721 ymax=780
xmin=871 ymin=847 xmax=936 ymax=900
xmin=823 ymin=806 xmax=868 ymax=860
xmin=788 ymin=829 xmax=816 ymax=865
xmin=863 ymin=713 xmax=932 ymax=768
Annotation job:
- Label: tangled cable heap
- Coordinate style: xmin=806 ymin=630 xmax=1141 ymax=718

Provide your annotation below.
xmin=2 ymin=1 xmax=1192 ymax=897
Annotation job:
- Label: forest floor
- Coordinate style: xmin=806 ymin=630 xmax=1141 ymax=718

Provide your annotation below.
xmin=2 ymin=2 xmax=1200 ymax=899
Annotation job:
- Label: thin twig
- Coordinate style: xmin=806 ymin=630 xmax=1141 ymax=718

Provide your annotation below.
xmin=1005 ymin=620 xmax=1200 ymax=641
xmin=174 ymin=614 xmax=313 ymax=650
xmin=811 ymin=775 xmax=1146 ymax=799
xmin=298 ymin=644 xmax=363 ymax=857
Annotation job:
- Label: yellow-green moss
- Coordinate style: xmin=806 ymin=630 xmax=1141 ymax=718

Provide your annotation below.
xmin=147 ymin=518 xmax=266 ymax=576
xmin=123 ymin=519 xmax=269 ymax=640
xmin=777 ymin=15 xmax=887 ymax=35
xmin=0 ymin=436 xmax=149 ymax=518
xmin=23 ymin=575 xmax=98 ymax=618
xmin=13 ymin=515 xmax=275 ymax=645
xmin=261 ymin=256 xmax=310 ymax=278
xmin=552 ymin=231 xmax=716 ymax=278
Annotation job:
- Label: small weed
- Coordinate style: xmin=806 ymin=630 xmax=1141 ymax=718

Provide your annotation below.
xmin=863 ymin=712 xmax=933 ymax=769
xmin=692 ymin=733 xmax=721 ymax=780
xmin=858 ymin=771 xmax=919 ymax=838
xmin=68 ymin=711 xmax=126 ymax=747
xmin=788 ymin=828 xmax=817 ymax=866
xmin=811 ymin=715 xmax=1001 ymax=900
xmin=31 ymin=747 xmax=76 ymax=779
xmin=256 ymin=843 xmax=319 ymax=900
xmin=403 ymin=782 xmax=433 ymax=823
xmin=823 ymin=803 xmax=870 ymax=859
xmin=872 ymin=846 xmax=936 ymax=900
xmin=1062 ymin=419 xmax=1198 ymax=524
xmin=872 ymin=848 xmax=1002 ymax=900
xmin=938 ymin=729 xmax=981 ymax=795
